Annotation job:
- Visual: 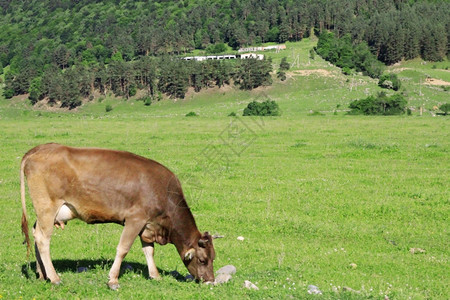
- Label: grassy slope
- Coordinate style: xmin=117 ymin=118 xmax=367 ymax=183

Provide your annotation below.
xmin=0 ymin=39 xmax=448 ymax=299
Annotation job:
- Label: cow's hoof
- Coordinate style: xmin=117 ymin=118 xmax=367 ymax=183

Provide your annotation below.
xmin=108 ymin=282 xmax=120 ymax=290
xmin=52 ymin=280 xmax=61 ymax=285
xmin=149 ymin=273 xmax=161 ymax=281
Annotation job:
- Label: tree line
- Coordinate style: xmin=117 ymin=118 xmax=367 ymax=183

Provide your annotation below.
xmin=0 ymin=0 xmax=448 ymax=106
xmin=4 ymin=55 xmax=273 ymax=108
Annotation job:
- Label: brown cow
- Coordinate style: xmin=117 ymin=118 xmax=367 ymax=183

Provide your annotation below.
xmin=21 ymin=143 xmax=215 ymax=289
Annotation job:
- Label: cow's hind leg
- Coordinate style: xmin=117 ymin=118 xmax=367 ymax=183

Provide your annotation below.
xmin=140 ymin=240 xmax=160 ymax=280
xmin=33 ymin=222 xmax=45 ymax=280
xmin=108 ymin=219 xmax=146 ymax=290
xmin=33 ymin=216 xmax=60 ymax=284
xmin=28 ymin=180 xmax=62 ymax=284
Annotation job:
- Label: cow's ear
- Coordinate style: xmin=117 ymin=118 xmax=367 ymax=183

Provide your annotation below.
xmin=184 ymin=248 xmax=195 ymax=260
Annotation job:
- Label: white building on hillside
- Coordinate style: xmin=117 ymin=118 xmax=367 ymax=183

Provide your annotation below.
xmin=240 ymin=53 xmax=264 ymax=60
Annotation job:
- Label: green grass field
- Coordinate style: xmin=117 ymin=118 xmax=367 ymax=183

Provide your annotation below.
xmin=0 ymin=39 xmax=449 ymax=299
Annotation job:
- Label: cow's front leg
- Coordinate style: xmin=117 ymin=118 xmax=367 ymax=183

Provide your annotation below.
xmin=140 ymin=240 xmax=160 ymax=280
xmin=108 ymin=220 xmax=146 ymax=290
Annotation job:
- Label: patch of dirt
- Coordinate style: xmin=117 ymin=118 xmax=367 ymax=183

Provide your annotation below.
xmin=8 ymin=93 xmax=30 ymax=107
xmin=33 ymin=97 xmax=72 ymax=112
xmin=251 ymin=84 xmax=272 ymax=93
xmin=292 ymin=69 xmax=334 ymax=77
xmin=14 ymin=94 xmax=30 ymax=101
xmin=183 ymin=83 xmax=237 ymax=100
xmin=389 ymin=67 xmax=413 ymax=73
xmin=424 ymin=77 xmax=450 ymax=86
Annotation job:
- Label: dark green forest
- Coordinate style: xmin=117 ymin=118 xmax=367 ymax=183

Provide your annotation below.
xmin=1 ymin=0 xmax=448 ymax=107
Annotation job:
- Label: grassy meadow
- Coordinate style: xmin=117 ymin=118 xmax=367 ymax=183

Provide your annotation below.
xmin=0 ymin=39 xmax=449 ymax=299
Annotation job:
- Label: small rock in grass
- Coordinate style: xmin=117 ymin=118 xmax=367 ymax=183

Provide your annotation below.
xmin=77 ymin=267 xmax=88 ymax=273
xmin=410 ymin=247 xmax=426 ymax=254
xmin=237 ymin=236 xmax=245 ymax=241
xmin=349 ymin=263 xmax=357 ymax=269
xmin=244 ymin=280 xmax=259 ymax=290
xmin=216 ymin=265 xmax=236 ymax=275
xmin=307 ymin=285 xmax=322 ymax=295
xmin=215 ymin=273 xmax=232 ymax=284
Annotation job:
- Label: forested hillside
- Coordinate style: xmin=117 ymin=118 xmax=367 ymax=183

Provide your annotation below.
xmin=1 ymin=0 xmax=448 ymax=108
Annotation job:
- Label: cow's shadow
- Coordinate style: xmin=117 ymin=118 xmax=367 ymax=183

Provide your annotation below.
xmin=21 ymin=259 xmax=188 ymax=282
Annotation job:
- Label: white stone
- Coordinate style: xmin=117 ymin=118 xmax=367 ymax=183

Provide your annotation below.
xmin=215 ymin=273 xmax=232 ymax=284
xmin=237 ymin=236 xmax=245 ymax=241
xmin=244 ymin=280 xmax=259 ymax=290
xmin=410 ymin=247 xmax=426 ymax=254
xmin=216 ymin=265 xmax=236 ymax=275
xmin=308 ymin=285 xmax=322 ymax=295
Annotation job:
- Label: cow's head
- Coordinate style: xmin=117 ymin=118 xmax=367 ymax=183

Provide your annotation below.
xmin=183 ymin=232 xmax=215 ymax=283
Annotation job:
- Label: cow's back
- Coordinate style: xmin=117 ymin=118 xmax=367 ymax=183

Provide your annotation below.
xmin=23 ymin=143 xmax=179 ymax=224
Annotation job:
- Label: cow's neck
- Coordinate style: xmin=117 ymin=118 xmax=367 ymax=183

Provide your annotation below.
xmin=168 ymin=205 xmax=201 ymax=258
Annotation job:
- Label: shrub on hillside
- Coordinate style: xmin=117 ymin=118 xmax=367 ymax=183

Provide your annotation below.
xmin=342 ymin=67 xmax=353 ymax=75
xmin=349 ymin=92 xmax=407 ymax=115
xmin=28 ymin=77 xmax=42 ymax=105
xmin=3 ymin=88 xmax=14 ymax=99
xmin=277 ymin=57 xmax=289 ymax=81
xmin=378 ymin=73 xmax=401 ymax=91
xmin=206 ymin=43 xmax=227 ymax=54
xmin=309 ymin=49 xmax=315 ymax=60
xmin=129 ymin=85 xmax=137 ymax=97
xmin=243 ymin=100 xmax=280 ymax=116
xmin=439 ymin=103 xmax=450 ymax=115
xmin=279 ymin=57 xmax=290 ymax=71
xmin=138 ymin=96 xmax=152 ymax=106
xmin=277 ymin=70 xmax=286 ymax=81
xmin=185 ymin=111 xmax=198 ymax=117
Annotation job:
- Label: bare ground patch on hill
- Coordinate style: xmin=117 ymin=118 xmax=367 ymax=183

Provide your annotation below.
xmin=424 ymin=77 xmax=450 ymax=86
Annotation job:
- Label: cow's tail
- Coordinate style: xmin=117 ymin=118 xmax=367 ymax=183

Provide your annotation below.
xmin=20 ymin=156 xmax=31 ymax=259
